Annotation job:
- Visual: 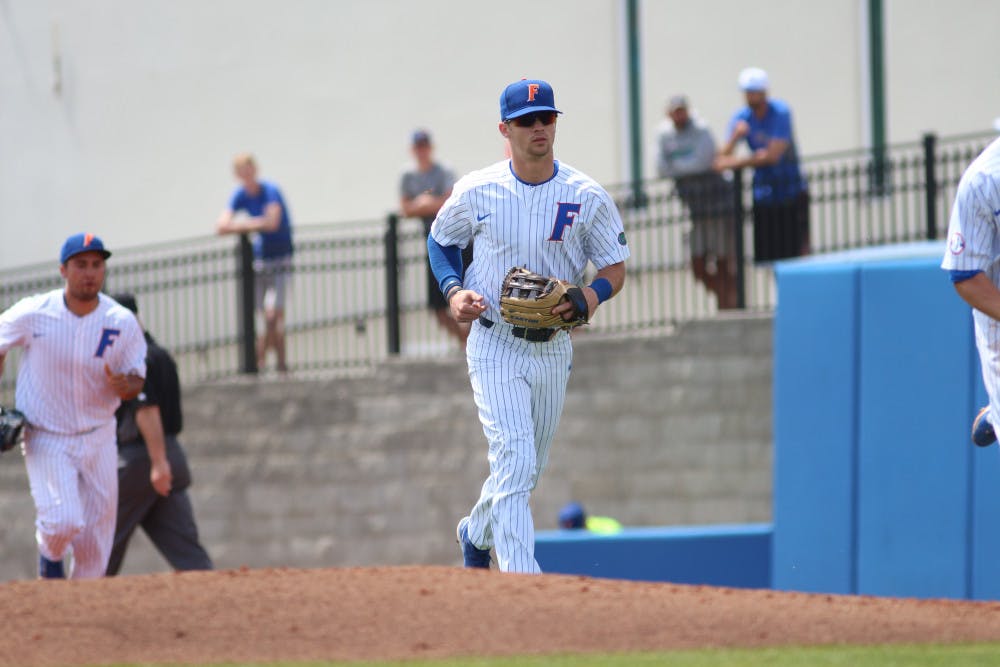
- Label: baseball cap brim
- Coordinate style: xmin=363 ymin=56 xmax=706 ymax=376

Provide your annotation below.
xmin=503 ymin=106 xmax=561 ymax=120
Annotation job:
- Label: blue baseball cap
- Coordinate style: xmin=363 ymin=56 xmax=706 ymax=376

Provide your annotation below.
xmin=558 ymin=501 xmax=586 ymax=529
xmin=500 ymin=78 xmax=561 ymax=121
xmin=411 ymin=129 xmax=432 ymax=145
xmin=60 ymin=233 xmax=111 ymax=264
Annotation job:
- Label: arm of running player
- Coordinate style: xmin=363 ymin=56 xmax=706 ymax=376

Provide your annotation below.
xmin=135 ymin=404 xmax=172 ymax=496
xmin=104 ymin=364 xmax=145 ymax=400
xmin=427 ymin=234 xmax=485 ymax=323
xmin=954 ymin=272 xmax=1000 ymax=322
xmin=216 ymin=202 xmax=282 ymax=235
xmin=552 ymin=261 xmax=627 ymax=322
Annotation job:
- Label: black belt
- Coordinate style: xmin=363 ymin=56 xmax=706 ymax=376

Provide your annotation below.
xmin=478 ymin=316 xmax=558 ymax=342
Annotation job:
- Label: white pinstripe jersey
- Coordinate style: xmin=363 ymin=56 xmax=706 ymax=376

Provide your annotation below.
xmin=430 ymin=159 xmax=630 ymax=320
xmin=0 ymin=290 xmax=146 ymax=434
xmin=942 ymin=136 xmax=1000 ymax=286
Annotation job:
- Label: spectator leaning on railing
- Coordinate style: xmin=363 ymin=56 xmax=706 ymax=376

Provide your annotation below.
xmin=715 ymin=67 xmax=810 ymax=263
xmin=656 ymin=94 xmax=738 ymax=309
xmin=216 ymin=153 xmax=295 ymax=374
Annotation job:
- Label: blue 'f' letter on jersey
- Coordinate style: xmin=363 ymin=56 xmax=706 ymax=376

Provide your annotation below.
xmin=95 ymin=328 xmax=121 ymax=358
xmin=549 ymin=203 xmax=581 ymax=242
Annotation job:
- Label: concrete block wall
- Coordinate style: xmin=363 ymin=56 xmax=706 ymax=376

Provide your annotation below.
xmin=0 ymin=314 xmax=773 ymax=580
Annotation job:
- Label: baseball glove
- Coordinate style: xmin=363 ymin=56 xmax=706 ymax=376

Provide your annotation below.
xmin=0 ymin=406 xmax=26 ymax=453
xmin=499 ymin=266 xmax=589 ymax=330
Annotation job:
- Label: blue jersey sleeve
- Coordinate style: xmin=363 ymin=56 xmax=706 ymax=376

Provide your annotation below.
xmin=427 ymin=234 xmax=464 ymax=297
xmin=950 ymin=269 xmax=983 ymax=283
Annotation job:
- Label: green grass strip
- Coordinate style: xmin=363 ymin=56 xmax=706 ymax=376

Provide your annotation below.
xmin=108 ymin=641 xmax=1000 ymax=667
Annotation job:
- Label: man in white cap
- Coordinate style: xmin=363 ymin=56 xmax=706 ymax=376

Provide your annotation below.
xmin=716 ymin=67 xmax=810 ymax=262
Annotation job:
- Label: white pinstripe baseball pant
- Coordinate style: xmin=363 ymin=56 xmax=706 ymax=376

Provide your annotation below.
xmin=463 ymin=317 xmax=572 ymax=573
xmin=23 ymin=421 xmax=118 ymax=579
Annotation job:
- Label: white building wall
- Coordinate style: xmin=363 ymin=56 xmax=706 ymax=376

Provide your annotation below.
xmin=2 ymin=0 xmax=998 ymax=268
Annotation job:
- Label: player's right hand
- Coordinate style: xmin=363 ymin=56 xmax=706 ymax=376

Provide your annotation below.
xmin=449 ymin=290 xmax=487 ymax=323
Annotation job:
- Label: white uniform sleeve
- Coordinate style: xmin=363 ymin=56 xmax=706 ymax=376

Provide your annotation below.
xmin=0 ymin=296 xmax=36 ymax=355
xmin=430 ymin=177 xmax=474 ymax=249
xmin=584 ymin=192 xmax=631 ymax=270
xmin=942 ymin=170 xmax=995 ymax=272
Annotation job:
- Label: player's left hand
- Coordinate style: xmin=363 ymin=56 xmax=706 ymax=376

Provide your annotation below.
xmin=104 ymin=364 xmax=144 ymax=400
xmin=551 ymin=287 xmax=598 ymax=323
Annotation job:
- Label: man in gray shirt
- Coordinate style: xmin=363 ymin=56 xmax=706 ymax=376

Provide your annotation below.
xmin=657 ymin=96 xmax=738 ymax=310
xmin=400 ymin=129 xmax=472 ymax=346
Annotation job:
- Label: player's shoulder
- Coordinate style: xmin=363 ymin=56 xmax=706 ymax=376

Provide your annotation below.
xmin=98 ymin=295 xmax=142 ymax=330
xmin=555 ymin=162 xmax=613 ymax=198
xmin=451 ymin=160 xmax=511 ymax=194
xmin=959 ymin=137 xmax=1000 ymax=194
xmin=1 ymin=290 xmax=57 ymax=320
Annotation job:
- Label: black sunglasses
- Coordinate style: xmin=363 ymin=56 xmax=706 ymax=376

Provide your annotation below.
xmin=509 ymin=111 xmax=557 ymax=127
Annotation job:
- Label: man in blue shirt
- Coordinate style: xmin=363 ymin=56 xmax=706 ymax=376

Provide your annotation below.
xmin=716 ymin=67 xmax=809 ymax=262
xmin=216 ymin=153 xmax=294 ymax=373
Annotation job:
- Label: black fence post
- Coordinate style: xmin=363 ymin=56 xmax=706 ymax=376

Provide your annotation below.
xmin=385 ymin=213 xmax=401 ymax=356
xmin=923 ymin=133 xmax=938 ymax=240
xmin=732 ymin=168 xmax=747 ymax=309
xmin=237 ymin=234 xmax=257 ymax=374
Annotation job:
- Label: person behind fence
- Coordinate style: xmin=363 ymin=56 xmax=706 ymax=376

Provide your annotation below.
xmin=0 ymin=233 xmax=147 ymax=578
xmin=105 ymin=293 xmax=213 ymax=576
xmin=399 ymin=129 xmax=474 ymax=348
xmin=216 ymin=153 xmax=294 ymax=374
xmin=656 ymin=94 xmax=739 ymax=310
xmin=715 ymin=67 xmax=810 ymax=262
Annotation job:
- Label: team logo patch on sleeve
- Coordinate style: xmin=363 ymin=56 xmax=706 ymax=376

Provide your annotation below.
xmin=949 ymin=231 xmax=966 ymax=255
xmin=618 ymin=232 xmax=627 ymax=246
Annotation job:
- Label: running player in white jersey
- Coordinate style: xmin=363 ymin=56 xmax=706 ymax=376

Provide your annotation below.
xmin=942 ymin=136 xmax=1000 ymax=448
xmin=0 ymin=233 xmax=147 ymax=578
xmin=428 ymin=78 xmax=630 ymax=573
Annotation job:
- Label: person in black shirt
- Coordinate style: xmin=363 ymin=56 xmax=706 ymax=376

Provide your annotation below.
xmin=106 ymin=293 xmax=212 ymax=575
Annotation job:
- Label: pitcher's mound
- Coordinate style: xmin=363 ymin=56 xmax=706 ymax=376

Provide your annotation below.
xmin=6 ymin=565 xmax=1000 ymax=666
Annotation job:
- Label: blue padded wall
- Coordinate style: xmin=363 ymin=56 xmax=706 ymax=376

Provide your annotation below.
xmin=773 ymin=242 xmax=1000 ymax=600
xmin=535 ymin=524 xmax=771 ymax=587
xmin=855 ymin=258 xmax=974 ymax=598
xmin=771 ymin=262 xmax=858 ymax=594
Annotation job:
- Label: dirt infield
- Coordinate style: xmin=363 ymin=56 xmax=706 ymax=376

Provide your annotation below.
xmin=5 ymin=565 xmax=1000 ymax=666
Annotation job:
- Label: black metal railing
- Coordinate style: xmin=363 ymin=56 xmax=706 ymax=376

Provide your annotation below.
xmin=1 ymin=130 xmax=994 ymax=398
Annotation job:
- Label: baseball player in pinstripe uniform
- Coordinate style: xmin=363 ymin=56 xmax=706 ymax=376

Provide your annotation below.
xmin=428 ymin=78 xmax=630 ymax=573
xmin=0 ymin=234 xmax=147 ymax=578
xmin=942 ymin=136 xmax=1000 ymax=447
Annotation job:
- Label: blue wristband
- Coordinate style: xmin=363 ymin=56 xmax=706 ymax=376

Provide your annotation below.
xmin=442 ymin=278 xmax=462 ymax=299
xmin=589 ymin=277 xmax=613 ymax=303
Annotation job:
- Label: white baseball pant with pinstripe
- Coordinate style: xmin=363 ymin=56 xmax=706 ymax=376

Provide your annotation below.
xmin=24 ymin=421 xmax=119 ymax=578
xmin=463 ymin=318 xmax=572 ymax=573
